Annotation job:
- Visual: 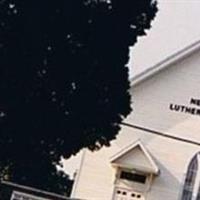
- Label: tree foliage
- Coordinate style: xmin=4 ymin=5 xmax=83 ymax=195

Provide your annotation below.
xmin=0 ymin=0 xmax=157 ymax=195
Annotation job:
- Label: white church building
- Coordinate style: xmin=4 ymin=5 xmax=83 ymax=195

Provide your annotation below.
xmin=70 ymin=40 xmax=200 ymax=200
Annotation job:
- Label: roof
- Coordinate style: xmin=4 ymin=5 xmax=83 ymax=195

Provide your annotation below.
xmin=130 ymin=39 xmax=200 ymax=87
xmin=1 ymin=181 xmax=81 ymax=200
xmin=110 ymin=140 xmax=159 ymax=175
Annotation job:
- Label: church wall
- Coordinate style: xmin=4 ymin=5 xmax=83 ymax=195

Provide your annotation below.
xmin=128 ymin=49 xmax=200 ymax=141
xmin=72 ymin=49 xmax=200 ymax=199
xmin=72 ymin=127 xmax=200 ymax=200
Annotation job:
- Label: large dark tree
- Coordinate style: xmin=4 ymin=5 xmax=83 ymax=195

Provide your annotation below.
xmin=0 ymin=0 xmax=157 ymax=196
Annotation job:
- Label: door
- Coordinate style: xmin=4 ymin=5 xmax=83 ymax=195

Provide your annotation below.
xmin=114 ymin=187 xmax=145 ymax=200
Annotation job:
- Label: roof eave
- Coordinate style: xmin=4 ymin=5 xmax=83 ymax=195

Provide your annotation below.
xmin=130 ymin=39 xmax=200 ymax=87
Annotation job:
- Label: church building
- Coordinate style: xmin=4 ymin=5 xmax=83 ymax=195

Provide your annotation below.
xmin=70 ymin=39 xmax=200 ymax=200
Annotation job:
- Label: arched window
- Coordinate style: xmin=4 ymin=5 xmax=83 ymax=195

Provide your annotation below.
xmin=181 ymin=153 xmax=200 ymax=200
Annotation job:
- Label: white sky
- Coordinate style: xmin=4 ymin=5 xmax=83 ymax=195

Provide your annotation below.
xmin=129 ymin=0 xmax=200 ymax=77
xmin=63 ymin=0 xmax=200 ymax=177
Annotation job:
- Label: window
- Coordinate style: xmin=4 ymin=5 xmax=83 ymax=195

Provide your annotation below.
xmin=181 ymin=153 xmax=200 ymax=200
xmin=120 ymin=171 xmax=147 ymax=184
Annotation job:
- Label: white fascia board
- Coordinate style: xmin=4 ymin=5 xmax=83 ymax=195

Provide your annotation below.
xmin=110 ymin=140 xmax=159 ymax=175
xmin=130 ymin=39 xmax=200 ymax=87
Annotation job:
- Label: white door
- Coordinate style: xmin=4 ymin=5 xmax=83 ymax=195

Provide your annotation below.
xmin=114 ymin=187 xmax=145 ymax=200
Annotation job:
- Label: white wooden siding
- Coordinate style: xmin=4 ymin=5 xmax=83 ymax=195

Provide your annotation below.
xmin=71 ymin=47 xmax=200 ymax=200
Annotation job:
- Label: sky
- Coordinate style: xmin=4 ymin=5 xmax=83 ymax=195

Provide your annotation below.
xmin=63 ymin=0 xmax=200 ymax=177
xmin=129 ymin=0 xmax=200 ymax=77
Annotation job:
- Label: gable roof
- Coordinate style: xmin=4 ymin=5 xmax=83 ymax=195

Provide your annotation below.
xmin=130 ymin=39 xmax=200 ymax=87
xmin=110 ymin=140 xmax=159 ymax=175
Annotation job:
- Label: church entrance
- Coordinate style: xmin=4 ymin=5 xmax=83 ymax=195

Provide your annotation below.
xmin=113 ymin=187 xmax=145 ymax=200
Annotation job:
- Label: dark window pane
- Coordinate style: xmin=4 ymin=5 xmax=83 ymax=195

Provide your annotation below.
xmin=122 ymin=191 xmax=127 ymax=195
xmin=120 ymin=171 xmax=146 ymax=184
xmin=181 ymin=153 xmax=199 ymax=200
